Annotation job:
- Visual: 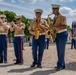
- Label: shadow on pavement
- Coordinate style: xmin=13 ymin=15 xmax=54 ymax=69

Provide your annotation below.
xmin=8 ymin=67 xmax=37 ymax=73
xmin=66 ymin=62 xmax=76 ymax=71
xmin=30 ymin=69 xmax=56 ymax=75
xmin=8 ymin=67 xmax=57 ymax=75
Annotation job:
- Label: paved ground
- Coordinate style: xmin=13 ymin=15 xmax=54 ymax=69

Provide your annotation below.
xmin=0 ymin=43 xmax=76 ymax=75
xmin=0 ymin=62 xmax=76 ymax=75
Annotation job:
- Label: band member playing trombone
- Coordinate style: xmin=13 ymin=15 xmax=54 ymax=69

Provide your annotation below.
xmin=49 ymin=4 xmax=68 ymax=71
xmin=28 ymin=9 xmax=48 ymax=68
xmin=10 ymin=16 xmax=25 ymax=64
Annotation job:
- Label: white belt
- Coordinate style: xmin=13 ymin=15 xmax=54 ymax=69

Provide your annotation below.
xmin=0 ymin=33 xmax=7 ymax=35
xmin=14 ymin=35 xmax=24 ymax=37
xmin=58 ymin=29 xmax=67 ymax=33
xmin=41 ymin=33 xmax=45 ymax=35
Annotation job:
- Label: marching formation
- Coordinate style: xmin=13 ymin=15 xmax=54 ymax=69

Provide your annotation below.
xmin=0 ymin=4 xmax=69 ymax=71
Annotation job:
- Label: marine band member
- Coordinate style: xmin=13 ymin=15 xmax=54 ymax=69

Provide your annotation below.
xmin=0 ymin=14 xmax=9 ymax=63
xmin=28 ymin=9 xmax=48 ymax=68
xmin=50 ymin=4 xmax=68 ymax=71
xmin=10 ymin=16 xmax=25 ymax=64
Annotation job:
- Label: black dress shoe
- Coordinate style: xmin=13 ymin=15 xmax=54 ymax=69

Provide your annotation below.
xmin=30 ymin=64 xmax=36 ymax=67
xmin=56 ymin=67 xmax=65 ymax=71
xmin=37 ymin=65 xmax=42 ymax=68
xmin=4 ymin=61 xmax=8 ymax=63
xmin=14 ymin=62 xmax=19 ymax=64
xmin=55 ymin=66 xmax=57 ymax=69
xmin=18 ymin=62 xmax=23 ymax=65
xmin=0 ymin=61 xmax=3 ymax=63
xmin=55 ymin=66 xmax=65 ymax=69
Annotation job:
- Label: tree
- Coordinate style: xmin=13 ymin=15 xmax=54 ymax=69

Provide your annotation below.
xmin=67 ymin=25 xmax=72 ymax=31
xmin=3 ymin=10 xmax=16 ymax=22
xmin=0 ymin=10 xmax=3 ymax=14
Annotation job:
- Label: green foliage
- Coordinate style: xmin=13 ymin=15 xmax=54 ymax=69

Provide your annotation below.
xmin=3 ymin=10 xmax=16 ymax=22
xmin=0 ymin=10 xmax=3 ymax=14
xmin=67 ymin=25 xmax=72 ymax=31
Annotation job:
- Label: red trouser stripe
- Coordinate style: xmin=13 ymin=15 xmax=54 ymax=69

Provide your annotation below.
xmin=20 ymin=37 xmax=23 ymax=62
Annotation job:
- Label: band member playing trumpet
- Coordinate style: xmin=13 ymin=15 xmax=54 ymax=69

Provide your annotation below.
xmin=10 ymin=16 xmax=25 ymax=64
xmin=28 ymin=9 xmax=48 ymax=68
xmin=50 ymin=4 xmax=68 ymax=71
xmin=0 ymin=14 xmax=9 ymax=63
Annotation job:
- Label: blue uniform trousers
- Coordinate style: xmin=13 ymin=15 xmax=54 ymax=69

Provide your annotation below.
xmin=44 ymin=38 xmax=50 ymax=49
xmin=32 ymin=35 xmax=45 ymax=66
xmin=0 ymin=35 xmax=7 ymax=62
xmin=71 ymin=39 xmax=76 ymax=49
xmin=13 ymin=36 xmax=23 ymax=63
xmin=55 ymin=31 xmax=68 ymax=68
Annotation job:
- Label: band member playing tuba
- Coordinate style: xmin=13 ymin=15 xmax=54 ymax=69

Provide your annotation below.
xmin=50 ymin=4 xmax=68 ymax=71
xmin=28 ymin=8 xmax=48 ymax=68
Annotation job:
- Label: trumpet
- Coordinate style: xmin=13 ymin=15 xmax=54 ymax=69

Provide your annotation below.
xmin=35 ymin=19 xmax=41 ymax=40
xmin=46 ymin=13 xmax=55 ymax=43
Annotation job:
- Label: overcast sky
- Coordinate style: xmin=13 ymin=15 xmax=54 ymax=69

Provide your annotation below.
xmin=0 ymin=0 xmax=76 ymax=26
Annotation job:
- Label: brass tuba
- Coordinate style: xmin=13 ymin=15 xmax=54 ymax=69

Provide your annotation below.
xmin=35 ymin=19 xmax=41 ymax=39
xmin=46 ymin=14 xmax=55 ymax=43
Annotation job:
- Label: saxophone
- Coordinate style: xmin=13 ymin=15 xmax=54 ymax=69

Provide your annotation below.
xmin=35 ymin=19 xmax=41 ymax=39
xmin=46 ymin=14 xmax=55 ymax=43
